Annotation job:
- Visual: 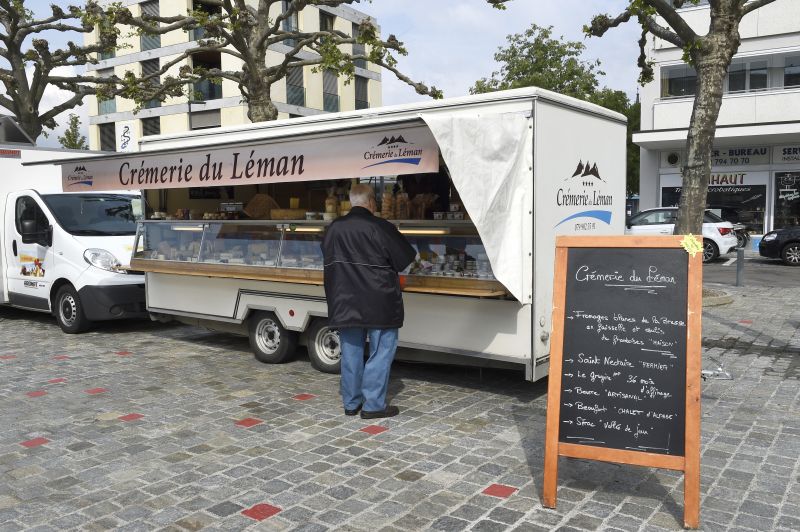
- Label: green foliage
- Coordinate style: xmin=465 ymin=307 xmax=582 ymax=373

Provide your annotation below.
xmin=57 ymin=114 xmax=88 ymax=150
xmin=472 ymin=24 xmax=640 ymax=193
xmin=471 ymin=24 xmax=603 ymax=100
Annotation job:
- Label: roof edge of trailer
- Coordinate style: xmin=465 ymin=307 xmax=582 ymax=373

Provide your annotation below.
xmin=24 ymin=87 xmax=626 ymax=167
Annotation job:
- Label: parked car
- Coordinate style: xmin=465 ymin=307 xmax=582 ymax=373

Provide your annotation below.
xmin=759 ymin=225 xmax=800 ymax=266
xmin=625 ymin=207 xmax=738 ymax=263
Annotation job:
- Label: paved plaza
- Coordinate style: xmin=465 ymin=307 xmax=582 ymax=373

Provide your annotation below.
xmin=0 ymin=282 xmax=798 ymax=531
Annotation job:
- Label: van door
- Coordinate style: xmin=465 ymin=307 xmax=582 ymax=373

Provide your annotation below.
xmin=5 ymin=194 xmax=56 ymax=311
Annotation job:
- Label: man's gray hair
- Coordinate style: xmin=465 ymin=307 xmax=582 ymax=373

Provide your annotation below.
xmin=349 ymin=183 xmax=375 ymax=208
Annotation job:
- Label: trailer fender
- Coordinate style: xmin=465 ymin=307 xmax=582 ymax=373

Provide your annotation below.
xmin=235 ymin=290 xmax=328 ymax=332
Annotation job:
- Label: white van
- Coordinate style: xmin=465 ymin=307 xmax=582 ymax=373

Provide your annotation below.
xmin=0 ymin=146 xmax=147 ymax=332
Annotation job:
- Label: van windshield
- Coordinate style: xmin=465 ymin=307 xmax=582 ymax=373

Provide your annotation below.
xmin=41 ymin=194 xmax=141 ymax=236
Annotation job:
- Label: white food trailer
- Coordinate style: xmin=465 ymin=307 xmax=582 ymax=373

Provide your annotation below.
xmin=41 ymin=88 xmax=626 ymax=381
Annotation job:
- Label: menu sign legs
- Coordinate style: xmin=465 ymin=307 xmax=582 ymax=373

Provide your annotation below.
xmin=543 ymin=236 xmax=701 ymax=529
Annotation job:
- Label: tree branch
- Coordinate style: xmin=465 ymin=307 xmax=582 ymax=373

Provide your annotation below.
xmin=743 ymin=0 xmax=777 ymax=15
xmin=642 ymin=15 xmax=685 ymax=48
xmin=645 ymin=0 xmax=699 ymax=43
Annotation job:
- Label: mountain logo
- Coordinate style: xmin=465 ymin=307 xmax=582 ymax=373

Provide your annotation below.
xmin=363 ymin=132 xmax=423 ymax=170
xmin=569 ymin=160 xmax=604 ymax=183
xmin=66 ymin=165 xmax=93 ymax=187
xmin=376 ymin=135 xmax=411 ymax=147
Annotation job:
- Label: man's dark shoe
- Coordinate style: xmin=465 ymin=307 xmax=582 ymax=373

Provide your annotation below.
xmin=344 ymin=404 xmax=362 ymax=416
xmin=360 ymin=405 xmax=399 ymax=419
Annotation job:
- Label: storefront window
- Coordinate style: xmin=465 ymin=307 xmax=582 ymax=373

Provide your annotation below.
xmin=774 ymin=172 xmax=800 ymax=228
xmin=661 ymin=185 xmax=766 ymax=233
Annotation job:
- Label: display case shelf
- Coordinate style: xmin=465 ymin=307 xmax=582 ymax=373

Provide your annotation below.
xmin=131 ymin=220 xmax=508 ymax=298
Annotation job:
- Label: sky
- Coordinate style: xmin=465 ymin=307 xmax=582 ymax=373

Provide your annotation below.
xmin=12 ymin=0 xmax=642 ymax=147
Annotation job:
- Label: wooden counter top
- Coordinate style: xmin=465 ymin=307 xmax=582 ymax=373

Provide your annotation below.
xmin=129 ymin=258 xmax=509 ymax=299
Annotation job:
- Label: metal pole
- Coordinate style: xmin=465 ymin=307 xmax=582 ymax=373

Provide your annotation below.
xmin=735 ymin=248 xmax=744 ymax=287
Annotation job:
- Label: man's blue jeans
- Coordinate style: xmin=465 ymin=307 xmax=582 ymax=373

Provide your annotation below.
xmin=338 ymin=328 xmax=398 ymax=412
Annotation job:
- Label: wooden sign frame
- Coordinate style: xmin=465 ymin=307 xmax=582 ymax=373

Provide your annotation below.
xmin=542 ymin=235 xmax=702 ymax=529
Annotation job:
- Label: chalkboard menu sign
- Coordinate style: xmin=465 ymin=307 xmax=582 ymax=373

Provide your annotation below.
xmin=559 ymin=247 xmax=687 ymax=455
xmin=543 ymin=236 xmax=701 ymax=529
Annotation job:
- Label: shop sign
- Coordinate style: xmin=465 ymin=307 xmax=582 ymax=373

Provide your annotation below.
xmin=62 ymin=125 xmax=440 ymax=191
xmin=0 ymin=148 xmax=21 ymax=158
xmin=773 ymin=145 xmax=800 ymax=164
xmin=710 ymin=146 xmax=769 ymax=166
xmin=660 ymin=171 xmax=768 ymax=188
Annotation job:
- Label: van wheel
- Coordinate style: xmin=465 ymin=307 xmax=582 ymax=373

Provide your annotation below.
xmin=248 ymin=311 xmax=297 ymax=364
xmin=702 ymin=240 xmax=719 ymax=263
xmin=55 ymin=285 xmax=90 ymax=334
xmin=781 ymin=242 xmax=800 ymax=266
xmin=307 ymin=320 xmax=341 ymax=374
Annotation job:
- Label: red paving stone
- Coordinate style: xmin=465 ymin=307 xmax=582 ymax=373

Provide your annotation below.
xmin=360 ymin=425 xmax=389 ymax=435
xmin=293 ymin=393 xmax=316 ymax=401
xmin=0 ymin=355 xmax=17 ymax=360
xmin=241 ymin=503 xmax=281 ymax=521
xmin=235 ymin=417 xmax=263 ymax=428
xmin=53 ymin=355 xmax=70 ymax=360
xmin=26 ymin=391 xmax=47 ymax=398
xmin=115 ymin=351 xmax=133 ymax=356
xmin=47 ymin=378 xmax=67 ymax=384
xmin=118 ymin=413 xmax=144 ymax=422
xmin=20 ymin=437 xmax=50 ymax=448
xmin=738 ymin=319 xmax=753 ymax=325
xmin=84 ymin=388 xmax=108 ymax=395
xmin=482 ymin=483 xmax=518 ymax=498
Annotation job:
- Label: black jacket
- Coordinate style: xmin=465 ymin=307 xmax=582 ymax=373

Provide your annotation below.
xmin=322 ymin=207 xmax=416 ymax=328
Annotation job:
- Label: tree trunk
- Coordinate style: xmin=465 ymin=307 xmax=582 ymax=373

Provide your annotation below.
xmin=675 ymin=6 xmax=741 ymax=235
xmin=247 ymin=96 xmax=278 ymax=122
xmin=243 ymin=57 xmax=278 ymax=123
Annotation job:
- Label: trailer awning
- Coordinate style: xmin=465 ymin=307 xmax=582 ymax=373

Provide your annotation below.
xmin=55 ymin=123 xmax=439 ymax=191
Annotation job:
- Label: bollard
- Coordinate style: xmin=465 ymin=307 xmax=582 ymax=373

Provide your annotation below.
xmin=735 ymin=248 xmax=744 ymax=287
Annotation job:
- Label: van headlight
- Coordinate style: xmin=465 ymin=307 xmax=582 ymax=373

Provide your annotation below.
xmin=762 ymin=232 xmax=777 ymax=242
xmin=84 ymin=249 xmax=122 ymax=272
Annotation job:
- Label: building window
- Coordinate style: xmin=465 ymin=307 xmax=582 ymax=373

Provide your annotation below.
xmin=191 ymin=1 xmax=220 ymax=41
xmin=286 ymin=66 xmax=305 ymax=107
xmin=727 ymin=60 xmax=768 ymax=93
xmin=785 ymin=55 xmax=800 ymax=88
xmin=323 ymin=69 xmax=339 ymax=112
xmin=355 ymin=76 xmax=368 ymax=110
xmin=352 ymin=22 xmax=367 ymax=70
xmin=660 ymin=64 xmax=697 ymax=98
xmin=141 ymin=59 xmax=161 ymax=109
xmin=282 ymin=1 xmax=299 ymax=47
xmin=99 ymin=49 xmax=115 ymax=61
xmin=142 ymin=117 xmax=161 ymax=137
xmin=98 ymin=123 xmax=115 ymax=151
xmin=190 ymin=109 xmax=221 ymax=130
xmin=774 ymin=172 xmax=800 ymax=228
xmin=96 ymin=68 xmax=116 ymax=114
xmin=191 ymin=52 xmax=222 ymax=101
xmin=320 ymin=12 xmax=335 ymax=32
xmin=140 ymin=1 xmax=161 ymax=51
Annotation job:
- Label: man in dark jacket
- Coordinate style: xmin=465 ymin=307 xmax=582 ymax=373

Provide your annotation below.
xmin=322 ymin=183 xmax=416 ymax=419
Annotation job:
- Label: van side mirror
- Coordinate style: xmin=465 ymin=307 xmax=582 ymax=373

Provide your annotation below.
xmin=20 ymin=220 xmax=52 ymax=247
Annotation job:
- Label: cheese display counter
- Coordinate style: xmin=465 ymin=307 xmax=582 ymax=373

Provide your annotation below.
xmin=130 ymin=220 xmax=507 ymax=298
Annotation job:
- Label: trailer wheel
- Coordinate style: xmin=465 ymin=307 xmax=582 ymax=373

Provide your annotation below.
xmin=307 ymin=319 xmax=341 ymax=374
xmin=248 ymin=311 xmax=297 ymax=364
xmin=54 ymin=285 xmax=90 ymax=334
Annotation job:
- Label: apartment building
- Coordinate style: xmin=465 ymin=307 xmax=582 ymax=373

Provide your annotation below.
xmin=634 ymin=0 xmax=800 ymax=234
xmin=85 ymin=1 xmax=382 ymax=153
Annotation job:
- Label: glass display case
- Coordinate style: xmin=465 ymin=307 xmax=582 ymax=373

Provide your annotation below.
xmin=131 ymin=220 xmax=506 ymax=297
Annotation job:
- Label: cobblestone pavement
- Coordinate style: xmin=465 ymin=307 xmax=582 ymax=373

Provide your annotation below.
xmin=0 ymin=284 xmax=798 ymax=531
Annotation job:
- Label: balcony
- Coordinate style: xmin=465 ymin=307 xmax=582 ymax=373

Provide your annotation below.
xmin=323 ymin=92 xmax=339 ymax=113
xmin=652 ymin=87 xmax=800 ymax=130
xmin=193 ymin=79 xmax=222 ymax=101
xmin=286 ymin=84 xmax=305 ymax=107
